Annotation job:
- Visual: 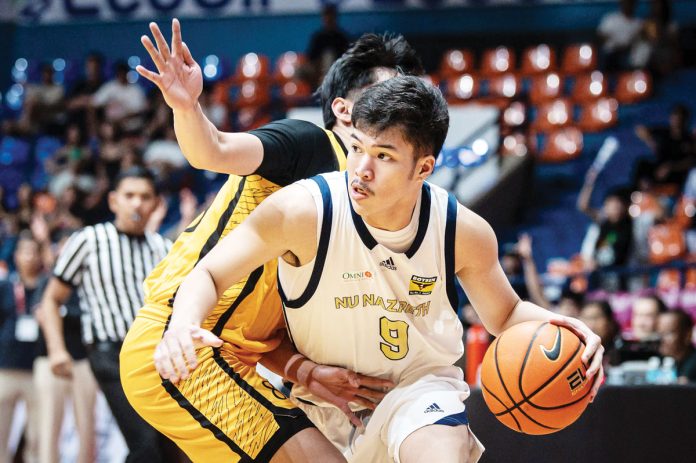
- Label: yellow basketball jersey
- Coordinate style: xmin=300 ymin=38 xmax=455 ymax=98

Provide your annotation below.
xmin=139 ymin=130 xmax=346 ymax=365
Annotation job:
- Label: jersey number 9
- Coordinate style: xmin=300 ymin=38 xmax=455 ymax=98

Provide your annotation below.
xmin=379 ymin=317 xmax=409 ymax=360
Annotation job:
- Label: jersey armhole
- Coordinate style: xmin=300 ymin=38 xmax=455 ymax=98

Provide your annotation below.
xmin=278 ymin=175 xmax=333 ymax=309
xmin=445 ymin=194 xmax=460 ymax=311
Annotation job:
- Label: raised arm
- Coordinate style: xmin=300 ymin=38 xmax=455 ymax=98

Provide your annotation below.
xmin=577 ymin=168 xmax=601 ymax=222
xmin=155 ymin=184 xmax=319 ymax=383
xmin=454 ymin=204 xmax=604 ymax=400
xmin=137 ymin=19 xmax=263 ymax=174
xmin=516 ymin=233 xmax=551 ymax=308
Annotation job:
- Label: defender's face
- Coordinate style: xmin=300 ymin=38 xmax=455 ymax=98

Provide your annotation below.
xmin=347 ymin=126 xmax=432 ymax=229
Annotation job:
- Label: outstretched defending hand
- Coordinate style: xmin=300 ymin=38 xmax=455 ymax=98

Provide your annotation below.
xmin=154 ymin=323 xmax=223 ymax=383
xmin=137 ymin=18 xmax=202 ymax=112
xmin=549 ymin=315 xmax=605 ymax=402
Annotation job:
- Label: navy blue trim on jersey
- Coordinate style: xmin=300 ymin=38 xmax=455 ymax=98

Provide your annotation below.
xmin=346 ymin=172 xmax=432 ymax=257
xmin=434 ymin=409 xmax=469 ymax=426
xmin=279 ymin=175 xmax=333 ymax=309
xmin=445 ymin=193 xmax=459 ymax=311
xmin=405 ymin=184 xmax=431 ymax=258
xmin=345 ymin=172 xmax=378 ymax=250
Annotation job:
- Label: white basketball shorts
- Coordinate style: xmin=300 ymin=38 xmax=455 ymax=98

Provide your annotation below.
xmin=292 ymin=366 xmax=485 ymax=463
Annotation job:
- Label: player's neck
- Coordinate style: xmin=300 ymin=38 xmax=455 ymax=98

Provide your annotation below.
xmin=361 ymin=191 xmax=420 ymax=232
xmin=332 ymin=124 xmax=352 ymax=151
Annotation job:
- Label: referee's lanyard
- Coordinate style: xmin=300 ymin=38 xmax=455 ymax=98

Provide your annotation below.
xmin=13 ymin=278 xmax=39 ymax=342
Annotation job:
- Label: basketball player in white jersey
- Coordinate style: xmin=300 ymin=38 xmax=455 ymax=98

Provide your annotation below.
xmin=158 ymin=76 xmax=604 ymax=462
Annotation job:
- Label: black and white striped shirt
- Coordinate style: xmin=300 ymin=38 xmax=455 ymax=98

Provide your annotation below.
xmin=53 ymin=222 xmax=171 ymax=344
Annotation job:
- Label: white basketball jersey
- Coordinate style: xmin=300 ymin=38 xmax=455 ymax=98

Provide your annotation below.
xmin=278 ymin=171 xmax=464 ymax=406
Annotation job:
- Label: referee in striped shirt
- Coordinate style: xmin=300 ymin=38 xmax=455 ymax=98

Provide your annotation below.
xmin=39 ymin=167 xmax=172 ymax=463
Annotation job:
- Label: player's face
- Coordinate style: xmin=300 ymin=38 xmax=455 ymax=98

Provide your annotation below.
xmin=109 ymin=178 xmax=159 ymax=234
xmin=347 ymin=126 xmax=434 ymax=230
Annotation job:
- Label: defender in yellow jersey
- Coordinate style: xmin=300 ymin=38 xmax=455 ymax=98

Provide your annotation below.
xmin=120 ymin=19 xmax=424 ymax=462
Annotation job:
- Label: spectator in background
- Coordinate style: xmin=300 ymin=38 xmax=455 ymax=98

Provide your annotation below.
xmin=657 ymin=309 xmax=696 ymax=383
xmin=65 ymin=52 xmax=105 ymax=137
xmin=632 ymin=0 xmax=680 ymax=75
xmin=302 ymin=4 xmax=350 ymax=88
xmin=555 ymin=289 xmax=584 ymax=319
xmin=46 ymin=186 xmax=83 ymax=233
xmin=143 ymin=125 xmax=187 ymax=187
xmin=634 ymin=104 xmax=695 ymax=190
xmin=502 ymin=234 xmax=585 ymax=317
xmin=34 ymin=230 xmax=97 ymax=463
xmin=0 ymin=232 xmax=44 ymax=463
xmin=597 ymin=0 xmax=643 ymax=71
xmin=682 ymin=166 xmax=696 ymax=253
xmin=95 ymin=121 xmax=126 ymax=183
xmin=631 ymin=294 xmax=666 ymax=341
xmin=14 ymin=184 xmax=35 ymax=231
xmin=580 ymin=300 xmax=622 ymax=366
xmin=92 ymin=61 xmax=147 ymax=135
xmin=199 ymin=84 xmax=228 ymax=129
xmin=500 ymin=243 xmax=530 ymax=301
xmin=578 ymin=169 xmax=633 ymax=290
xmin=16 ymin=63 xmax=65 ymax=136
xmin=142 ymin=90 xmax=172 ymax=141
xmin=45 ymin=124 xmax=93 ymax=199
xmin=616 ymin=294 xmax=664 ymax=363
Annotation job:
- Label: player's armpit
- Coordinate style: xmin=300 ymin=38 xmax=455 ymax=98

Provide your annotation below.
xmin=453 ymin=205 xmax=520 ymax=336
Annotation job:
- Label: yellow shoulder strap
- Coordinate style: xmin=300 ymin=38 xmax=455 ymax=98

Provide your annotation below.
xmin=324 ymin=129 xmax=347 ymax=171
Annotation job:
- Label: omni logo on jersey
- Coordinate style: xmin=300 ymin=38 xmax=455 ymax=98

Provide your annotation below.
xmin=342 ymin=270 xmax=374 ymax=282
xmin=409 ymin=275 xmax=437 ymax=295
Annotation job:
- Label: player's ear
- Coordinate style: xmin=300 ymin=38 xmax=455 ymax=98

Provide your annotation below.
xmin=331 ymin=97 xmax=353 ymax=126
xmin=416 ymin=155 xmax=435 ymax=180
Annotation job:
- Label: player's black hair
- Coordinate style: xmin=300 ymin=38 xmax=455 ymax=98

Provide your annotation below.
xmin=351 ymin=75 xmax=449 ymax=159
xmin=316 ymin=32 xmax=424 ymax=129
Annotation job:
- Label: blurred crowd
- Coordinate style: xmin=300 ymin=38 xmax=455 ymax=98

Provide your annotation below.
xmin=0 ymin=54 xmax=216 ymax=276
xmin=1 ymin=1 xmax=696 ymax=461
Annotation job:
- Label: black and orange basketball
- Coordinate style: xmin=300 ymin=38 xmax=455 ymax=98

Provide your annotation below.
xmin=480 ymin=321 xmax=595 ymax=435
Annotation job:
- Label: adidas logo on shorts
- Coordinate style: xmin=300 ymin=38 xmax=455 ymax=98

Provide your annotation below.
xmin=424 ymin=403 xmax=444 ymax=413
xmin=379 ymin=257 xmax=397 ymax=271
